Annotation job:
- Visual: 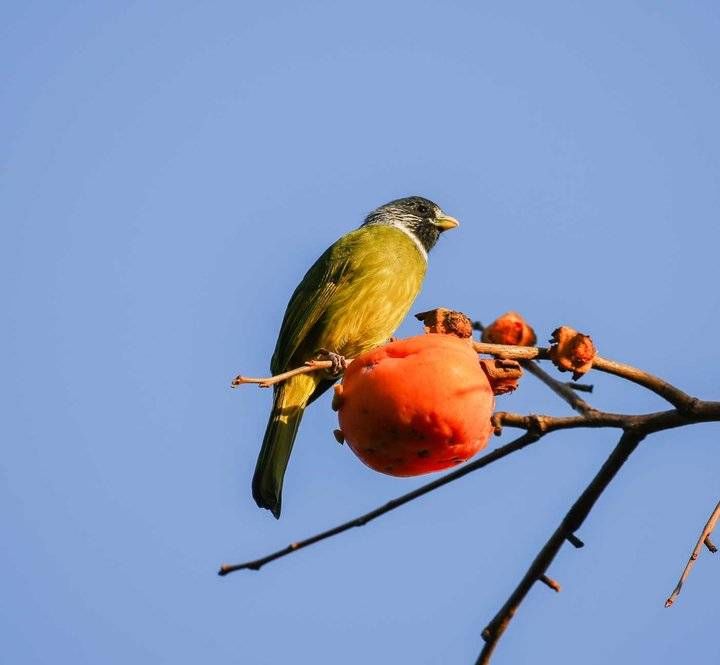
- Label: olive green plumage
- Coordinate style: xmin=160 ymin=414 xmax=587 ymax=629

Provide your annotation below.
xmin=252 ymin=196 xmax=459 ymax=517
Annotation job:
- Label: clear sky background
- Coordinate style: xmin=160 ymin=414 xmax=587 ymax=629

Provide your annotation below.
xmin=3 ymin=2 xmax=720 ymax=664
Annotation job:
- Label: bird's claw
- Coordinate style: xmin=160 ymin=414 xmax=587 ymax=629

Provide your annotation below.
xmin=315 ymin=348 xmax=348 ymax=376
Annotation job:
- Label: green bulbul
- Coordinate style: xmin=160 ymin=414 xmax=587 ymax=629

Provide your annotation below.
xmin=253 ymin=196 xmax=459 ymax=517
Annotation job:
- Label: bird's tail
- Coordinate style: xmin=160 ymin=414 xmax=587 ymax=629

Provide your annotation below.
xmin=252 ymin=375 xmax=314 ymax=518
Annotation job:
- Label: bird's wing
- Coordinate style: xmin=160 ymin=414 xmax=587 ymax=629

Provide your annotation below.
xmin=270 ymin=236 xmax=355 ymax=374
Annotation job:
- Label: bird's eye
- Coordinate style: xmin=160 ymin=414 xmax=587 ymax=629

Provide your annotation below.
xmin=416 ymin=203 xmax=429 ymax=214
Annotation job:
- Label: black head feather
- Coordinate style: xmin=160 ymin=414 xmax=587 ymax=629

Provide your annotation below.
xmin=362 ymin=196 xmax=457 ymax=253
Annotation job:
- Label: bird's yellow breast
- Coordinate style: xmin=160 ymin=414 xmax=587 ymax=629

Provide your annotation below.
xmin=315 ymin=225 xmax=427 ymax=358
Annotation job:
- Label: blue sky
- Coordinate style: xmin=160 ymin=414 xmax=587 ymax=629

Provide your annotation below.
xmin=3 ymin=2 xmax=720 ymax=663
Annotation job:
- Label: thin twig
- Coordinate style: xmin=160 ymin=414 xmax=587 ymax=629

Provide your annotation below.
xmin=565 ymin=381 xmax=594 ymax=393
xmin=539 ymin=575 xmax=561 ymax=592
xmin=471 ymin=342 xmax=697 ymax=413
xmin=220 ymin=401 xmax=720 ymax=578
xmin=231 ymin=359 xmax=336 ymax=388
xmin=591 ymin=357 xmax=697 ymax=414
xmin=704 ymin=536 xmax=717 ymax=554
xmin=521 ymin=360 xmax=595 ymax=415
xmin=218 ymin=432 xmax=540 ymax=575
xmin=226 ymin=322 xmax=720 ymax=664
xmin=234 ymin=340 xmax=696 ymax=416
xmin=477 ymin=429 xmax=645 ymax=665
xmin=472 ymin=341 xmax=545 ymax=360
xmin=566 ymin=534 xmax=584 ymax=548
xmin=665 ymin=500 xmax=720 ymax=607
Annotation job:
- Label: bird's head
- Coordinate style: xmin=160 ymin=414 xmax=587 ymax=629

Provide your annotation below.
xmin=362 ymin=196 xmax=459 ymax=254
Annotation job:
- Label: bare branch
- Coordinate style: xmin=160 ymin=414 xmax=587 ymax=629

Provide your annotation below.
xmin=566 ymin=533 xmax=584 ymax=548
xmin=226 ymin=311 xmax=720 ymax=664
xmin=591 ymin=357 xmax=697 ymax=414
xmin=231 ymin=359 xmax=337 ymax=388
xmin=665 ymin=500 xmax=720 ymax=607
xmin=218 ymin=432 xmax=540 ymax=576
xmin=471 ymin=342 xmax=697 ymax=412
xmin=492 ymin=411 xmax=627 ymax=433
xmin=234 ymin=337 xmax=696 ymax=417
xmin=539 ymin=575 xmax=561 ymax=592
xmin=521 ymin=360 xmax=595 ymax=415
xmin=220 ymin=401 xmax=720 ymax=579
xmin=477 ymin=429 xmax=645 ymax=665
xmin=565 ymin=381 xmax=594 ymax=393
xmin=472 ymin=341 xmax=545 ymax=360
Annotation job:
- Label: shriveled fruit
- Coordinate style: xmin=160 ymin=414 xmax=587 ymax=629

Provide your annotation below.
xmin=482 ymin=311 xmax=536 ymax=346
xmin=336 ymin=334 xmax=495 ymax=476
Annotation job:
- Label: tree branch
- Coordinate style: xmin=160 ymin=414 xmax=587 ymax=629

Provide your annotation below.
xmin=220 ymin=401 xmax=720 ymax=578
xmin=220 ymin=400 xmax=720 ymax=579
xmin=218 ymin=432 xmax=540 ymax=575
xmin=470 ymin=342 xmax=696 ymax=412
xmin=539 ymin=574 xmax=561 ymax=592
xmin=234 ymin=338 xmax=696 ymax=416
xmin=227 ymin=317 xmax=720 ymax=664
xmin=477 ymin=429 xmax=646 ymax=665
xmin=231 ymin=359 xmax=336 ymax=388
xmin=521 ymin=360 xmax=595 ymax=415
xmin=665 ymin=500 xmax=720 ymax=607
xmin=591 ymin=357 xmax=697 ymax=414
xmin=565 ymin=381 xmax=594 ymax=393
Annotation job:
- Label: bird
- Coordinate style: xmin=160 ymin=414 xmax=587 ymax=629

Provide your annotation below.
xmin=253 ymin=196 xmax=459 ymax=517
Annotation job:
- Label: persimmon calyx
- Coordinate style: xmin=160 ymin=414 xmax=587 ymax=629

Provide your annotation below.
xmin=414 ymin=308 xmax=474 ymax=339
xmin=480 ymin=358 xmax=523 ymax=395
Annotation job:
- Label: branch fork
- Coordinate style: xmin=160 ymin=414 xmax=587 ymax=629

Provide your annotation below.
xmin=225 ymin=308 xmax=720 ymax=664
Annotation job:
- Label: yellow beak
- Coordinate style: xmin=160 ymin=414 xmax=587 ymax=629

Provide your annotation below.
xmin=433 ymin=214 xmax=460 ymax=231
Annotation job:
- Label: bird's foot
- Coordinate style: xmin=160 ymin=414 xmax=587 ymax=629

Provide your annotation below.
xmin=314 ymin=349 xmax=348 ymax=376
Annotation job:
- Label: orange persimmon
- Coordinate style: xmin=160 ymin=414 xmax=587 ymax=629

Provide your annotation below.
xmin=335 ymin=334 xmax=495 ymax=477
